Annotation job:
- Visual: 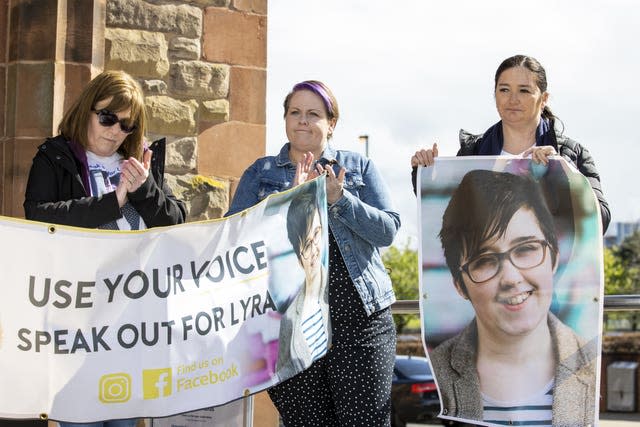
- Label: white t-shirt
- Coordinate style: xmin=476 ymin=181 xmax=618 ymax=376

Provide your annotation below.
xmin=86 ymin=151 xmax=146 ymax=230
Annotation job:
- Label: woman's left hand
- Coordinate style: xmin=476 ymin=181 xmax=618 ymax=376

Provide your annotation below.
xmin=523 ymin=146 xmax=557 ymax=165
xmin=122 ymin=149 xmax=152 ymax=193
xmin=316 ymin=163 xmax=345 ymax=205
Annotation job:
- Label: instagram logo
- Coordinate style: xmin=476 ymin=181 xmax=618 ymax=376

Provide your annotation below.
xmin=142 ymin=368 xmax=172 ymax=399
xmin=99 ymin=373 xmax=131 ymax=403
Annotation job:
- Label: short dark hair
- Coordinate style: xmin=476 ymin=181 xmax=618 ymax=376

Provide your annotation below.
xmin=495 ymin=54 xmax=556 ymax=122
xmin=439 ymin=170 xmax=558 ymax=295
xmin=287 ymin=181 xmax=320 ymax=260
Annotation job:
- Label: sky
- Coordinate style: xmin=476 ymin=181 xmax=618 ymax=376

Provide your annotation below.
xmin=265 ymin=0 xmax=640 ymax=248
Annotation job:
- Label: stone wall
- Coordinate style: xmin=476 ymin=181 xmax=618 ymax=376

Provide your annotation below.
xmin=104 ymin=0 xmax=267 ymax=221
xmin=0 ymin=0 xmax=265 ymax=220
xmin=1 ymin=0 xmax=278 ymax=424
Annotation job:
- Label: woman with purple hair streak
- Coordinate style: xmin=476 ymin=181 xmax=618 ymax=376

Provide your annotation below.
xmin=226 ymin=80 xmax=400 ymax=426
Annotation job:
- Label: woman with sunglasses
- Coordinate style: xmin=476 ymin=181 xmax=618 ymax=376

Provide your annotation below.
xmin=226 ymin=80 xmax=400 ymax=426
xmin=24 ymin=70 xmax=185 ymax=231
xmin=430 ymin=170 xmax=596 ymax=426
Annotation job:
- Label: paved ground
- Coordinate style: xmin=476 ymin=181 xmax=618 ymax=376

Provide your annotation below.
xmin=599 ymin=411 xmax=640 ymax=426
xmin=407 ymin=411 xmax=640 ymax=426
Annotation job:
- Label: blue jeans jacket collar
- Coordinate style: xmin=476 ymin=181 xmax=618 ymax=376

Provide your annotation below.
xmin=275 ymin=143 xmax=339 ymax=167
xmin=227 ymin=143 xmax=400 ymax=316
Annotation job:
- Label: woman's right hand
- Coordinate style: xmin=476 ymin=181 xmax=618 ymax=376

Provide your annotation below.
xmin=115 ymin=180 xmax=129 ymax=207
xmin=411 ymin=143 xmax=438 ymax=167
xmin=293 ymin=151 xmax=320 ymax=186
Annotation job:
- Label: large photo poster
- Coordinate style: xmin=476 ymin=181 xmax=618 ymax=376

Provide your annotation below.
xmin=0 ymin=178 xmax=329 ymax=422
xmin=418 ymin=157 xmax=603 ymax=426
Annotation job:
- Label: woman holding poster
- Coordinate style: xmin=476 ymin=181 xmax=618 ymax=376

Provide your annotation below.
xmin=430 ymin=169 xmax=597 ymax=426
xmin=410 ymin=54 xmax=610 ymax=232
xmin=226 ymin=80 xmax=400 ymax=426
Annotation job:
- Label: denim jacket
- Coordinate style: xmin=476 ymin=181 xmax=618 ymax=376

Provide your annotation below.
xmin=226 ymin=143 xmax=400 ymax=316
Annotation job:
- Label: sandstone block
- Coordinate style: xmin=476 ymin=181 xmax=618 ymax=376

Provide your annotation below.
xmin=201 ymin=99 xmax=229 ymax=123
xmin=8 ymin=0 xmax=57 ymax=61
xmin=189 ymin=0 xmax=231 ymax=7
xmin=107 ymin=0 xmax=202 ymax=38
xmin=146 ymin=95 xmax=198 ymax=136
xmin=166 ymin=136 xmax=197 ymax=174
xmin=230 ymin=66 xmax=265 ymax=124
xmin=203 ymin=9 xmax=266 ymax=67
xmin=146 ymin=0 xmax=230 ymax=7
xmin=142 ymin=79 xmax=168 ymax=95
xmin=169 ymin=37 xmax=200 ymax=61
xmin=105 ymin=28 xmax=170 ymax=78
xmin=165 ymin=173 xmax=229 ymax=221
xmin=198 ymin=121 xmax=265 ymax=178
xmin=232 ymin=0 xmax=267 ymax=14
xmin=169 ymin=60 xmax=229 ymax=98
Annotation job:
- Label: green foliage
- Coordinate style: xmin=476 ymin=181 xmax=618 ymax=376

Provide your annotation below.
xmin=382 ymin=244 xmax=419 ymax=334
xmin=604 ymin=233 xmax=640 ymax=332
xmin=604 ymin=247 xmax=637 ymax=295
xmin=618 ymin=230 xmax=640 ymax=267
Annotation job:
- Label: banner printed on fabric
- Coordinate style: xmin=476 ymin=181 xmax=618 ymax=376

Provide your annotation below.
xmin=0 ymin=177 xmax=329 ymax=422
xmin=418 ymin=157 xmax=603 ymax=427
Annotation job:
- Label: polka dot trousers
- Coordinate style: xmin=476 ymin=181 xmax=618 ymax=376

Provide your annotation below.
xmin=268 ymin=231 xmax=397 ymax=427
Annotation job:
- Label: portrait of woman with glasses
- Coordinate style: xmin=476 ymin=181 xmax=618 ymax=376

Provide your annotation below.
xmin=428 ymin=169 xmax=597 ymax=427
xmin=24 ymin=70 xmax=185 ymax=231
xmin=275 ymin=182 xmax=331 ymax=382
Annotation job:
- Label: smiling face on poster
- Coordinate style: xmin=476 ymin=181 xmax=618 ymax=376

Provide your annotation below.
xmin=418 ymin=157 xmax=603 ymax=426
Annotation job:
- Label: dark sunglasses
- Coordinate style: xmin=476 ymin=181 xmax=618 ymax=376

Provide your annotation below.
xmin=93 ymin=109 xmax=137 ymax=134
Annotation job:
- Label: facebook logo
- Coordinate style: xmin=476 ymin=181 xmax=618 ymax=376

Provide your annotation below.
xmin=142 ymin=368 xmax=172 ymax=399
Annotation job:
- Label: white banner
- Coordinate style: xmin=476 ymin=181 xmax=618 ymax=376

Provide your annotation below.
xmin=0 ymin=178 xmax=329 ymax=422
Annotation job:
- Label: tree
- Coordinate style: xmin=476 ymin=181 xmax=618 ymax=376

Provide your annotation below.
xmin=604 ymin=239 xmax=640 ymax=332
xmin=618 ymin=230 xmax=640 ymax=268
xmin=604 ymin=247 xmax=637 ymax=295
xmin=382 ymin=244 xmax=419 ymax=334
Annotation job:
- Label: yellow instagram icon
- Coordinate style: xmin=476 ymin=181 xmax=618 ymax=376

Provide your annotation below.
xmin=99 ymin=373 xmax=131 ymax=403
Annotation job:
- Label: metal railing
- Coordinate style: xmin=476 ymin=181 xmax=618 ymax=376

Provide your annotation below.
xmin=240 ymin=295 xmax=640 ymax=426
xmin=390 ymin=294 xmax=640 ymax=314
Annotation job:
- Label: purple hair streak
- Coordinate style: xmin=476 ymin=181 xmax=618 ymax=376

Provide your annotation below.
xmin=291 ymin=81 xmax=335 ymax=117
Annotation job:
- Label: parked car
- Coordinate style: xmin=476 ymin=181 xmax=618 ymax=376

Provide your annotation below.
xmin=391 ymin=354 xmax=441 ymax=426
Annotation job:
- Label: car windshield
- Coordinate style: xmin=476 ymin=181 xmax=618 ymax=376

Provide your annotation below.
xmin=396 ymin=358 xmax=432 ymax=377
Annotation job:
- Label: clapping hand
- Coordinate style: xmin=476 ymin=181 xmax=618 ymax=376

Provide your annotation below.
xmin=116 ymin=149 xmax=152 ymax=207
xmin=293 ymin=151 xmax=320 ymax=186
xmin=317 ymin=161 xmax=345 ymax=205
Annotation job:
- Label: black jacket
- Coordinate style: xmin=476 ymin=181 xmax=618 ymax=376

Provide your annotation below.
xmin=411 ymin=128 xmax=611 ymax=233
xmin=23 ymin=135 xmax=186 ymax=228
xmin=457 ymin=128 xmax=610 ymax=232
